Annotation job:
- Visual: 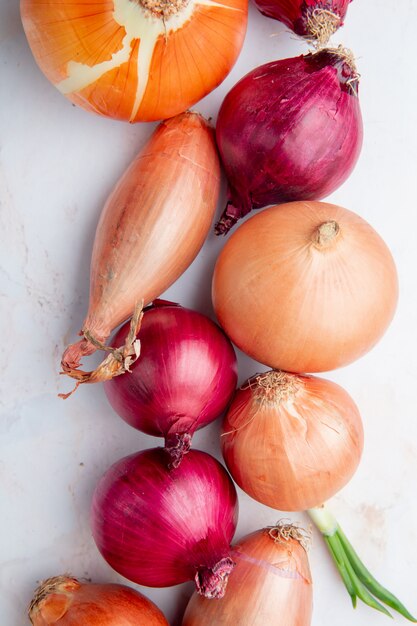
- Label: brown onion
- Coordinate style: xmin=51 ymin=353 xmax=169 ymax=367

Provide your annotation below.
xmin=60 ymin=112 xmax=220 ymax=395
xmin=29 ymin=576 xmax=168 ymax=625
xmin=221 ymin=370 xmax=363 ymax=511
xmin=212 ymin=201 xmax=398 ymax=373
xmin=183 ymin=524 xmax=312 ymax=625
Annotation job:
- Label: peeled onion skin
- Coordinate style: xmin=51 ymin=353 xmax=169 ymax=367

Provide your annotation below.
xmin=221 ymin=370 xmax=363 ymax=511
xmin=29 ymin=576 xmax=168 ymax=625
xmin=215 ymin=48 xmax=362 ymax=235
xmin=20 ymin=0 xmax=248 ymax=123
xmin=91 ymin=448 xmax=238 ymax=597
xmin=104 ymin=302 xmax=237 ymax=466
xmin=254 ymin=0 xmax=352 ymax=44
xmin=183 ymin=525 xmax=312 ymax=625
xmin=212 ymin=201 xmax=398 ymax=373
xmin=60 ymin=112 xmax=220 ymax=395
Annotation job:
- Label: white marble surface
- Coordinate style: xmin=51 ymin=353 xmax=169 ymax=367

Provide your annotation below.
xmin=1 ymin=1 xmax=417 ymax=624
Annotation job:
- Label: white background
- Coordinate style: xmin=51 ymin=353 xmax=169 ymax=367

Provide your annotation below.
xmin=1 ymin=0 xmax=417 ymax=624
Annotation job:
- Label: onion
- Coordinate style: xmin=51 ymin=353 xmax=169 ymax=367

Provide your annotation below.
xmin=91 ymin=447 xmax=238 ymax=598
xmin=29 ymin=576 xmax=168 ymax=625
xmin=212 ymin=201 xmax=398 ymax=372
xmin=215 ymin=48 xmax=362 ymax=234
xmin=20 ymin=0 xmax=248 ymax=123
xmin=253 ymin=0 xmax=352 ymax=45
xmin=221 ymin=370 xmax=364 ymax=511
xmin=60 ymin=112 xmax=220 ymax=396
xmin=183 ymin=524 xmax=312 ymax=625
xmin=104 ymin=301 xmax=237 ymax=466
xmin=221 ymin=372 xmax=416 ymax=620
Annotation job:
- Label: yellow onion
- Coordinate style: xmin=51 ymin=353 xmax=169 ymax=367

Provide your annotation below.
xmin=212 ymin=201 xmax=398 ymax=373
xmin=221 ymin=370 xmax=363 ymax=511
xmin=60 ymin=112 xmax=220 ymax=394
xmin=29 ymin=575 xmax=168 ymax=625
xmin=183 ymin=524 xmax=312 ymax=625
xmin=20 ymin=0 xmax=248 ymax=123
xmin=220 ymin=372 xmax=417 ymax=620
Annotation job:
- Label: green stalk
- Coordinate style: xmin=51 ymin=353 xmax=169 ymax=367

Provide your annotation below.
xmin=308 ymin=505 xmax=416 ymax=621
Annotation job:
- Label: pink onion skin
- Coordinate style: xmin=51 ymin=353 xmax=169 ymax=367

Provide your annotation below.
xmin=215 ymin=49 xmax=362 ymax=234
xmin=254 ymin=0 xmax=352 ymax=37
xmin=91 ymin=448 xmax=238 ymax=597
xmin=104 ymin=302 xmax=237 ymax=457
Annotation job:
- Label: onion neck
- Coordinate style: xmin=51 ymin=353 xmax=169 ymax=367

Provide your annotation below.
xmin=165 ymin=432 xmax=192 ymax=468
xmin=246 ymin=370 xmax=303 ymax=406
xmin=133 ymin=0 xmax=190 ymax=19
xmin=306 ymin=46 xmax=359 ymax=95
xmin=195 ymin=557 xmax=235 ymax=599
xmin=312 ymin=220 xmax=340 ymax=249
xmin=29 ymin=576 xmax=79 ymax=625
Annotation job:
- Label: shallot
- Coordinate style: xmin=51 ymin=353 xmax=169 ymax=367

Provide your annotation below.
xmin=61 ymin=112 xmax=220 ymax=395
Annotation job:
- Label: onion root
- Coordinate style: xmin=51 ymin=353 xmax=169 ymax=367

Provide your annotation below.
xmin=59 ymin=303 xmax=143 ymax=399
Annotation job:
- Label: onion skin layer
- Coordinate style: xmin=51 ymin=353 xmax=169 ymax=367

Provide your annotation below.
xmin=104 ymin=302 xmax=237 ymax=455
xmin=215 ymin=49 xmax=362 ymax=234
xmin=183 ymin=527 xmax=312 ymax=625
xmin=212 ymin=201 xmax=398 ymax=373
xmin=20 ymin=0 xmax=248 ymax=123
xmin=91 ymin=448 xmax=238 ymax=595
xmin=61 ymin=112 xmax=220 ymax=382
xmin=221 ymin=371 xmax=363 ymax=511
xmin=254 ymin=0 xmax=352 ymax=42
xmin=29 ymin=576 xmax=168 ymax=625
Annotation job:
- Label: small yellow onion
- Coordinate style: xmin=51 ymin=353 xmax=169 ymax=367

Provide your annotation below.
xmin=20 ymin=0 xmax=248 ymax=122
xmin=183 ymin=524 xmax=312 ymax=625
xmin=212 ymin=201 xmax=398 ymax=373
xmin=221 ymin=371 xmax=364 ymax=511
xmin=29 ymin=575 xmax=168 ymax=625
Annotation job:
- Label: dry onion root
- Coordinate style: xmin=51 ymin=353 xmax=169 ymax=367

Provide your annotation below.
xmin=221 ymin=371 xmax=416 ymax=620
xmin=60 ymin=112 xmax=220 ymax=397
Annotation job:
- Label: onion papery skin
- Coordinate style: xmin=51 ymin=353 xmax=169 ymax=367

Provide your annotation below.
xmin=183 ymin=526 xmax=312 ymax=625
xmin=29 ymin=576 xmax=168 ymax=625
xmin=91 ymin=448 xmax=238 ymax=596
xmin=215 ymin=49 xmax=362 ymax=234
xmin=221 ymin=371 xmax=364 ymax=511
xmin=20 ymin=0 xmax=248 ymax=123
xmin=104 ymin=302 xmax=237 ymax=460
xmin=253 ymin=0 xmax=352 ymax=43
xmin=61 ymin=112 xmax=220 ymax=384
xmin=212 ymin=201 xmax=398 ymax=373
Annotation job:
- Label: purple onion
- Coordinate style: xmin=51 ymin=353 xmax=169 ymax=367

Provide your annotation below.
xmin=215 ymin=48 xmax=363 ymax=234
xmin=104 ymin=301 xmax=237 ymax=466
xmin=91 ymin=448 xmax=238 ymax=598
xmin=254 ymin=0 xmax=352 ymax=44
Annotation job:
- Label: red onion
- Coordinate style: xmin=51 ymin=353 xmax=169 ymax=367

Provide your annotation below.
xmin=104 ymin=302 xmax=237 ymax=466
xmin=215 ymin=48 xmax=362 ymax=234
xmin=254 ymin=0 xmax=352 ymax=45
xmin=91 ymin=447 xmax=238 ymax=598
